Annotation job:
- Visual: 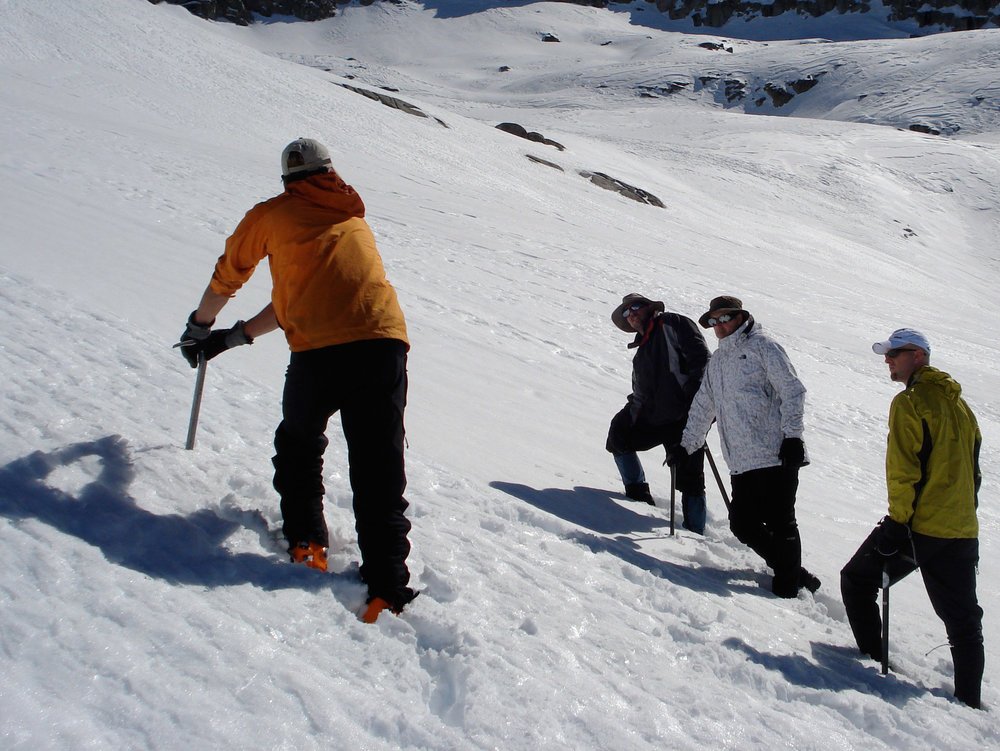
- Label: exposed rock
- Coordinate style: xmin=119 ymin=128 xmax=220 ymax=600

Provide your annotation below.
xmin=909 ymin=123 xmax=941 ymax=135
xmin=147 ymin=0 xmax=339 ymax=26
xmin=698 ymin=41 xmax=734 ymax=53
xmin=153 ymin=1 xmax=1000 ymax=34
xmin=578 ymin=171 xmax=665 ymax=208
xmin=724 ymin=79 xmax=747 ymax=103
xmin=341 ymin=83 xmax=448 ymax=127
xmin=644 ymin=0 xmax=998 ymax=32
xmin=789 ymin=76 xmax=822 ymax=94
xmin=763 ymin=83 xmax=794 ymax=107
xmin=637 ymin=82 xmax=690 ymax=97
xmin=526 ymin=154 xmax=565 ymax=171
xmin=498 ymin=65 xmax=511 ymax=72
xmin=496 ymin=123 xmax=566 ymax=151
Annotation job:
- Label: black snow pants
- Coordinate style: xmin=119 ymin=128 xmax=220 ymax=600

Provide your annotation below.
xmin=605 ymin=407 xmax=705 ymax=495
xmin=841 ymin=529 xmax=984 ymax=708
xmin=729 ymin=465 xmax=802 ymax=596
xmin=272 ymin=338 xmax=415 ymax=609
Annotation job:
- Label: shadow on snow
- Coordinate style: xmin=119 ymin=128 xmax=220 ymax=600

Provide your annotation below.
xmin=490 ymin=481 xmax=762 ymax=597
xmin=0 ymin=435 xmax=354 ymax=596
xmin=726 ymin=639 xmax=936 ymax=704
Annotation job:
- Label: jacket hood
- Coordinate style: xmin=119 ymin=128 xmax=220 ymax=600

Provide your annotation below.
xmin=284 ymin=171 xmax=366 ymax=220
xmin=912 ymin=365 xmax=962 ymax=400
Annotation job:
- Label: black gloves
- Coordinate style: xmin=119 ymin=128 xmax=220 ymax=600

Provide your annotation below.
xmin=181 ymin=310 xmax=213 ymax=343
xmin=664 ymin=444 xmax=689 ymax=467
xmin=875 ymin=516 xmax=911 ymax=558
xmin=778 ymin=437 xmax=807 ymax=468
xmin=177 ymin=311 xmax=252 ymax=368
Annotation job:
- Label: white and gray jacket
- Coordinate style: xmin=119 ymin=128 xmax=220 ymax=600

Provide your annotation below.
xmin=681 ymin=317 xmax=807 ymax=475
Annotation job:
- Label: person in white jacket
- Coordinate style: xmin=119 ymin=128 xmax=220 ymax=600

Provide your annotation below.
xmin=676 ymin=296 xmax=820 ymax=598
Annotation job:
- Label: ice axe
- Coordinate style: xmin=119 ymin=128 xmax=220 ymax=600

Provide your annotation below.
xmin=881 ymin=563 xmax=891 ymax=675
xmin=705 ymin=445 xmax=732 ymax=512
xmin=185 ymin=352 xmax=207 ymax=450
xmin=668 ymin=464 xmax=676 ymax=537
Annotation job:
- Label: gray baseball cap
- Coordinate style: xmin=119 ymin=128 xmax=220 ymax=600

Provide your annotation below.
xmin=872 ymin=328 xmax=930 ymax=354
xmin=281 ymin=138 xmax=332 ymax=177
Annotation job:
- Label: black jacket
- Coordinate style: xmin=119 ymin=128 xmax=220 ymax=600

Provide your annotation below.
xmin=628 ymin=312 xmax=710 ymax=425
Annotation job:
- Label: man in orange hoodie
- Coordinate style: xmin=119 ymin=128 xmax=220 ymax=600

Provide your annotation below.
xmin=179 ymin=138 xmax=415 ymax=623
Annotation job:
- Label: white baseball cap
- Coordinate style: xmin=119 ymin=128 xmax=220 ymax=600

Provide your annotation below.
xmin=872 ymin=328 xmax=930 ymax=355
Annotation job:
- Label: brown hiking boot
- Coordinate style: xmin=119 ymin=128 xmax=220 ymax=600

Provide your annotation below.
xmin=289 ymin=542 xmax=328 ymax=572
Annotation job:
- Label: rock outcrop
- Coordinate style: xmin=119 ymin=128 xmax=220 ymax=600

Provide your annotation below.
xmin=152 ymin=0 xmax=999 ymax=33
xmin=147 ymin=0 xmax=343 ymax=26
xmin=640 ymin=0 xmax=999 ymax=32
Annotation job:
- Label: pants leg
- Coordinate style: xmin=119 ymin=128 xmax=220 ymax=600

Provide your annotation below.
xmin=915 ymin=536 xmax=984 ymax=708
xmin=767 ymin=467 xmax=802 ymax=595
xmin=607 ymin=407 xmax=646 ymax=486
xmin=339 ymin=340 xmax=414 ymax=609
xmin=272 ymin=351 xmax=334 ymax=548
xmin=613 ymin=452 xmax=646 ymax=486
xmin=840 ymin=528 xmax=918 ymax=660
xmin=607 ymin=411 xmax=703 ymax=493
xmin=681 ymin=492 xmax=707 ymax=534
xmin=730 ymin=466 xmax=802 ymax=596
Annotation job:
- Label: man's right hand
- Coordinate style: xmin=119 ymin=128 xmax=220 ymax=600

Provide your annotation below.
xmin=177 ymin=311 xmax=214 ymax=368
xmin=178 ymin=321 xmax=253 ymax=367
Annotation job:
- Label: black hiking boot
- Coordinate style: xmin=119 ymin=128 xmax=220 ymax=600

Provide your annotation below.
xmin=624 ymin=482 xmax=654 ymax=505
xmin=799 ymin=567 xmax=821 ymax=594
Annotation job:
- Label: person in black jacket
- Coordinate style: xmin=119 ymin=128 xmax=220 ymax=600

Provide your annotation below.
xmin=606 ymin=293 xmax=711 ymax=533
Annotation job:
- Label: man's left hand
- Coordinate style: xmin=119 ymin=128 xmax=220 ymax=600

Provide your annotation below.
xmin=778 ymin=437 xmax=806 ymax=468
xmin=875 ymin=516 xmax=910 ymax=558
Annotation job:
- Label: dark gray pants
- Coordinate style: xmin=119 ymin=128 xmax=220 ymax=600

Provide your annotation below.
xmin=841 ymin=530 xmax=984 ymax=707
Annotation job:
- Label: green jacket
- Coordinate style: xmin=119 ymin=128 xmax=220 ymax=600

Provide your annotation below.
xmin=886 ymin=365 xmax=982 ymax=538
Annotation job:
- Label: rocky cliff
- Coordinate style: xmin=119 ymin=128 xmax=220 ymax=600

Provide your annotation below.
xmin=641 ymin=0 xmax=999 ymax=32
xmin=147 ymin=0 xmax=347 ymax=26
xmin=150 ymin=0 xmax=999 ymax=32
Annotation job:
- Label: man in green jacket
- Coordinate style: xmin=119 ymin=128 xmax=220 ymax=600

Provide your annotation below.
xmin=841 ymin=328 xmax=984 ymax=708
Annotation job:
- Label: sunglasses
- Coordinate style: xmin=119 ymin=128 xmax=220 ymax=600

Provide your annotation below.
xmin=885 ymin=347 xmax=919 ymax=358
xmin=706 ymin=313 xmax=737 ymax=326
xmin=624 ymin=302 xmax=647 ymax=316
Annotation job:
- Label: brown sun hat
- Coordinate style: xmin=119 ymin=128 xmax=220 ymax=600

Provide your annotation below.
xmin=612 ymin=293 xmax=665 ymax=332
xmin=697 ymin=295 xmax=746 ymax=328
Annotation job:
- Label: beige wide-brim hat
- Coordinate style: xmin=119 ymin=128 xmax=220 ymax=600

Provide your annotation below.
xmin=697 ymin=295 xmax=746 ymax=328
xmin=612 ymin=293 xmax=665 ymax=332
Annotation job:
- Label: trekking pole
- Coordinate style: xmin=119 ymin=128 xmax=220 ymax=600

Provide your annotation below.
xmin=881 ymin=562 xmax=890 ymax=676
xmin=705 ymin=445 xmax=732 ymax=512
xmin=669 ymin=464 xmax=676 ymax=536
xmin=185 ymin=352 xmax=207 ymax=450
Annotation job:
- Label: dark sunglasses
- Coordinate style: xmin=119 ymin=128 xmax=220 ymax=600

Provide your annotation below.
xmin=707 ymin=313 xmax=737 ymax=326
xmin=625 ymin=302 xmax=647 ymax=316
xmin=885 ymin=347 xmax=918 ymax=358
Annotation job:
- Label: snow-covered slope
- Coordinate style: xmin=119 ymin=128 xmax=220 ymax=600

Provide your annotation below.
xmin=0 ymin=1 xmax=997 ymax=748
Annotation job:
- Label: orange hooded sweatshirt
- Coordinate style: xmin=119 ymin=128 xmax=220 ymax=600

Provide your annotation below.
xmin=210 ymin=172 xmax=408 ymax=352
